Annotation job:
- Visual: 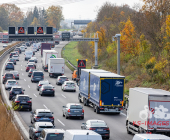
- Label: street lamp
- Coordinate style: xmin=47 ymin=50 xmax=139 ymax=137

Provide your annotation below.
xmin=112 ymin=34 xmax=121 ymax=75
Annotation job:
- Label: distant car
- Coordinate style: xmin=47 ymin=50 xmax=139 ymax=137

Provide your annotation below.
xmin=12 ymin=95 xmax=32 ymax=111
xmin=20 ymin=46 xmax=25 ymax=52
xmin=5 ymin=62 xmax=14 ymax=70
xmin=12 ymin=55 xmax=19 ymax=61
xmin=62 ymin=103 xmax=84 ymax=119
xmin=30 ymin=109 xmax=54 ymax=125
xmin=81 ymin=120 xmax=110 ymax=139
xmin=2 ymin=73 xmax=15 ymax=84
xmin=38 ymin=129 xmax=65 ymax=140
xmin=14 ymin=47 xmax=21 ymax=53
xmin=28 ymin=62 xmax=36 ymax=69
xmin=29 ymin=122 xmax=54 ymax=140
xmin=31 ymin=57 xmax=37 ymax=63
xmin=9 ymin=86 xmax=25 ymax=100
xmin=28 ymin=69 xmax=37 ymax=77
xmin=22 ymin=44 xmax=27 ymax=49
xmin=10 ymin=71 xmax=19 ymax=79
xmin=3 ymin=44 xmax=8 ymax=48
xmin=26 ymin=42 xmax=30 ymax=47
xmin=27 ymin=59 xmax=36 ymax=64
xmin=5 ymin=79 xmax=18 ymax=90
xmin=61 ymin=81 xmax=76 ymax=92
xmin=8 ymin=58 xmax=16 ymax=65
xmin=26 ymin=64 xmax=35 ymax=72
xmin=9 ymin=52 xmax=17 ymax=58
xmin=37 ymin=80 xmax=50 ymax=91
xmin=14 ymin=51 xmax=19 ymax=56
xmin=31 ymin=71 xmax=44 ymax=82
xmin=2 ymin=41 xmax=8 ymax=43
xmin=56 ymin=76 xmax=69 ymax=85
xmin=39 ymin=85 xmax=55 ymax=96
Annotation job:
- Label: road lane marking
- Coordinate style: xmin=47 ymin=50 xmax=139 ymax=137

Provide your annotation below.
xmin=24 ymin=79 xmax=26 ymax=81
xmin=121 ymin=112 xmax=127 ymax=116
xmin=34 ymin=94 xmax=37 ymax=97
xmin=28 ymin=85 xmax=30 ymax=88
xmin=61 ymin=94 xmax=66 ymax=98
xmin=21 ymin=68 xmax=22 ymax=70
xmin=22 ymin=73 xmax=24 ymax=75
xmin=43 ymin=104 xmax=48 ymax=109
xmin=57 ymin=119 xmax=65 ymax=126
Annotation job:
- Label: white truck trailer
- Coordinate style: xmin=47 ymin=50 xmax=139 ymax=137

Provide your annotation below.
xmin=48 ymin=58 xmax=65 ymax=78
xmin=42 ymin=50 xmax=58 ymax=72
xmin=126 ymin=88 xmax=170 ymax=135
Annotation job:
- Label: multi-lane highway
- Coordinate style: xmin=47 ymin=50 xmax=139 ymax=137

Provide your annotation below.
xmin=1 ymin=41 xmax=134 ymax=140
xmin=0 ymin=41 xmax=16 ymax=51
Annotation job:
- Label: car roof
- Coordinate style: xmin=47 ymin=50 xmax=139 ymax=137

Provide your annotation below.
xmin=59 ymin=76 xmax=67 ymax=78
xmin=39 ymin=80 xmax=49 ymax=83
xmin=7 ymin=79 xmax=16 ymax=81
xmin=12 ymin=86 xmax=22 ymax=88
xmin=67 ymin=103 xmax=81 ymax=106
xmin=43 ymin=129 xmax=65 ymax=134
xmin=65 ymin=81 xmax=74 ymax=83
xmin=7 ymin=62 xmax=13 ymax=63
xmin=36 ymin=109 xmax=51 ymax=112
xmin=88 ymin=120 xmax=106 ymax=123
xmin=35 ymin=122 xmax=53 ymax=126
xmin=42 ymin=84 xmax=52 ymax=87
xmin=134 ymin=134 xmax=170 ymax=139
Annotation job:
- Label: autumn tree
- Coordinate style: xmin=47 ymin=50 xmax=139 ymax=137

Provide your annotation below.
xmin=31 ymin=17 xmax=40 ymax=26
xmin=0 ymin=7 xmax=8 ymax=30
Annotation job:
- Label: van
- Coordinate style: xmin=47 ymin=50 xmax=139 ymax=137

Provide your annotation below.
xmin=133 ymin=134 xmax=170 ymax=140
xmin=25 ymin=51 xmax=33 ymax=61
xmin=72 ymin=70 xmax=77 ymax=81
xmin=63 ymin=130 xmax=102 ymax=140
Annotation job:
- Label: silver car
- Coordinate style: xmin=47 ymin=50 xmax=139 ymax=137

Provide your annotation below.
xmin=5 ymin=79 xmax=18 ymax=90
xmin=12 ymin=55 xmax=19 ymax=61
xmin=62 ymin=103 xmax=84 ymax=119
xmin=61 ymin=81 xmax=76 ymax=92
xmin=31 ymin=57 xmax=38 ymax=63
xmin=10 ymin=71 xmax=20 ymax=80
xmin=56 ymin=76 xmax=68 ymax=85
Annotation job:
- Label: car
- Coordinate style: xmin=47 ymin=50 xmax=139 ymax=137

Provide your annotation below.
xmin=31 ymin=71 xmax=44 ymax=82
xmin=26 ymin=42 xmax=30 ymax=47
xmin=39 ymin=85 xmax=55 ymax=96
xmin=27 ymin=59 xmax=36 ymax=66
xmin=3 ymin=44 xmax=8 ymax=48
xmin=37 ymin=80 xmax=50 ymax=91
xmin=28 ymin=69 xmax=37 ymax=77
xmin=9 ymin=52 xmax=17 ymax=58
xmin=56 ymin=76 xmax=69 ymax=85
xmin=25 ymin=51 xmax=33 ymax=61
xmin=132 ymin=134 xmax=170 ymax=140
xmin=62 ymin=103 xmax=84 ymax=119
xmin=72 ymin=70 xmax=78 ymax=81
xmin=22 ymin=44 xmax=27 ymax=49
xmin=29 ymin=122 xmax=54 ymax=140
xmin=30 ymin=109 xmax=54 ymax=125
xmin=12 ymin=55 xmax=19 ymax=61
xmin=8 ymin=58 xmax=16 ymax=65
xmin=61 ymin=81 xmax=76 ymax=92
xmin=20 ymin=46 xmax=25 ymax=52
xmin=12 ymin=95 xmax=32 ymax=111
xmin=14 ymin=51 xmax=19 ymax=56
xmin=26 ymin=64 xmax=35 ymax=72
xmin=5 ymin=62 xmax=14 ymax=70
xmin=31 ymin=57 xmax=38 ymax=63
xmin=38 ymin=129 xmax=65 ymax=140
xmin=9 ymin=86 xmax=25 ymax=100
xmin=28 ymin=62 xmax=36 ymax=69
xmin=14 ymin=47 xmax=21 ymax=54
xmin=81 ymin=120 xmax=110 ymax=139
xmin=5 ymin=79 xmax=18 ymax=90
xmin=2 ymin=73 xmax=15 ymax=84
xmin=10 ymin=71 xmax=20 ymax=79
xmin=2 ymin=41 xmax=8 ymax=43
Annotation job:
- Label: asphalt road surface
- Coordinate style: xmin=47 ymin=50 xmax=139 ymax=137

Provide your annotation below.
xmin=0 ymin=41 xmax=16 ymax=51
xmin=1 ymin=41 xmax=134 ymax=140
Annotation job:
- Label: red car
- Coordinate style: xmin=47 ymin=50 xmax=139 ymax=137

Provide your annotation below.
xmin=2 ymin=41 xmax=8 ymax=43
xmin=26 ymin=64 xmax=35 ymax=72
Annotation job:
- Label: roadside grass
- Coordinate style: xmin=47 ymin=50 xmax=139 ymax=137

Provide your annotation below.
xmin=59 ymin=29 xmax=70 ymax=31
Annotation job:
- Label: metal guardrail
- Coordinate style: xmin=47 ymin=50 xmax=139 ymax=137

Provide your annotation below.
xmin=67 ymin=60 xmax=77 ymax=70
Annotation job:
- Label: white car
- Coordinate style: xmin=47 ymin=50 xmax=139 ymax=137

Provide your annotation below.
xmin=3 ymin=44 xmax=8 ymax=48
xmin=20 ymin=46 xmax=25 ymax=52
xmin=12 ymin=55 xmax=19 ymax=61
xmin=5 ymin=79 xmax=18 ymax=90
xmin=14 ymin=51 xmax=19 ymax=56
xmin=22 ymin=44 xmax=27 ymax=49
xmin=31 ymin=57 xmax=37 ymax=63
xmin=61 ymin=81 xmax=76 ymax=92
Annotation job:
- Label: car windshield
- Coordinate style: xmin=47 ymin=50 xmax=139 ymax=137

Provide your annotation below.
xmin=46 ymin=133 xmax=64 ymax=140
xmin=28 ymin=65 xmax=34 ymax=67
xmin=8 ymin=81 xmax=16 ymax=84
xmin=38 ymin=126 xmax=53 ymax=131
xmin=13 ymin=88 xmax=22 ymax=91
xmin=6 ymin=74 xmax=13 ymax=77
xmin=11 ymin=53 xmax=16 ymax=55
xmin=70 ymin=105 xmax=82 ymax=109
xmin=43 ymin=86 xmax=53 ymax=89
xmin=18 ymin=96 xmax=29 ymax=100
xmin=38 ymin=112 xmax=52 ymax=116
xmin=34 ymin=72 xmax=43 ymax=76
xmin=40 ymin=81 xmax=49 ymax=85
xmin=91 ymin=122 xmax=107 ymax=127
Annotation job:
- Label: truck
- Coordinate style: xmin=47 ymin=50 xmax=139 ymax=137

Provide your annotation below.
xmin=48 ymin=58 xmax=65 ymax=78
xmin=42 ymin=50 xmax=58 ymax=72
xmin=126 ymin=88 xmax=170 ymax=135
xmin=46 ymin=41 xmax=55 ymax=48
xmin=41 ymin=43 xmax=51 ymax=56
xmin=78 ymin=69 xmax=125 ymax=114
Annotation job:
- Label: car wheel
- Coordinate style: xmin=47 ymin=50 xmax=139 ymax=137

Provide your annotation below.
xmin=93 ymin=105 xmax=96 ymax=112
xmin=96 ymin=106 xmax=100 ymax=114
xmin=74 ymin=90 xmax=76 ymax=92
xmin=13 ymin=68 xmax=14 ymax=70
xmin=105 ymin=136 xmax=110 ymax=139
xmin=31 ymin=119 xmax=33 ymax=124
xmin=29 ymin=108 xmax=32 ymax=111
xmin=31 ymin=80 xmax=33 ymax=83
xmin=63 ymin=113 xmax=65 ymax=117
xmin=3 ymin=81 xmax=5 ymax=84
xmin=29 ymin=134 xmax=32 ymax=139
xmin=18 ymin=78 xmax=19 ymax=80
xmin=37 ymin=88 xmax=39 ymax=91
xmin=53 ymin=94 xmax=55 ymax=97
xmin=81 ymin=116 xmax=84 ymax=120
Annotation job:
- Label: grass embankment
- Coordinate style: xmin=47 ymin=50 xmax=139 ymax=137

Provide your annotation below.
xmin=61 ymin=42 xmax=92 ymax=71
xmin=59 ymin=29 xmax=70 ymax=31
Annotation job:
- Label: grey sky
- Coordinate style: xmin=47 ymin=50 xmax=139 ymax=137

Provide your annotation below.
xmin=1 ymin=0 xmax=143 ymax=19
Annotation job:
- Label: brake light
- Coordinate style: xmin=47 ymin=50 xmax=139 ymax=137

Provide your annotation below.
xmin=39 ymin=84 xmax=42 ymax=86
xmin=66 ymin=79 xmax=69 ymax=81
xmin=10 ymin=54 xmax=12 ymax=55
xmin=62 ymin=74 xmax=64 ymax=75
xmin=49 ymin=117 xmax=54 ymax=119
xmin=30 ymin=72 xmax=32 ymax=73
xmin=27 ymin=101 xmax=31 ymax=103
xmin=22 ymin=91 xmax=24 ymax=94
xmin=36 ymin=117 xmax=40 ymax=119
xmin=17 ymin=74 xmax=19 ymax=76
xmin=99 ymin=100 xmax=102 ymax=106
xmin=104 ymin=128 xmax=110 ymax=131
xmin=43 ymin=76 xmax=44 ymax=78
xmin=3 ymin=76 xmax=5 ymax=79
xmin=10 ymin=91 xmax=12 ymax=94
xmin=68 ymin=109 xmax=70 ymax=112
xmin=89 ymin=128 xmax=95 ymax=130
xmin=82 ymin=109 xmax=84 ymax=113
xmin=32 ymin=75 xmax=34 ymax=78
xmin=59 ymin=79 xmax=61 ymax=80
xmin=34 ymin=131 xmax=40 ymax=133
xmin=43 ymin=89 xmax=45 ymax=91
xmin=15 ymin=101 xmax=20 ymax=103
xmin=52 ymin=89 xmax=54 ymax=91
xmin=13 ymin=76 xmax=15 ymax=79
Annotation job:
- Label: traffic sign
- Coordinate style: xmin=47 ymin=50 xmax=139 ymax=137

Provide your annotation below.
xmin=8 ymin=27 xmax=15 ymax=34
xmin=62 ymin=32 xmax=70 ymax=41
xmin=18 ymin=27 xmax=25 ymax=34
xmin=78 ymin=60 xmax=86 ymax=68
xmin=37 ymin=27 xmax=43 ymax=34
xmin=46 ymin=27 xmax=53 ymax=34
xmin=28 ymin=27 xmax=34 ymax=34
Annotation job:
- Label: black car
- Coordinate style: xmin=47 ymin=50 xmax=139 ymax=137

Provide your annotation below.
xmin=30 ymin=109 xmax=54 ymax=125
xmin=9 ymin=52 xmax=17 ymax=58
xmin=2 ymin=73 xmax=15 ymax=84
xmin=26 ymin=42 xmax=30 ymax=47
xmin=28 ymin=69 xmax=37 ymax=77
xmin=37 ymin=80 xmax=50 ymax=91
xmin=39 ymin=85 xmax=55 ymax=96
xmin=9 ymin=58 xmax=16 ymax=65
xmin=9 ymin=86 xmax=25 ymax=100
xmin=12 ymin=95 xmax=32 ymax=111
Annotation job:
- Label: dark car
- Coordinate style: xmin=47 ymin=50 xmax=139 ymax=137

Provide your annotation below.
xmin=31 ymin=71 xmax=44 ymax=82
xmin=39 ymin=85 xmax=55 ymax=96
xmin=28 ymin=69 xmax=37 ymax=77
xmin=26 ymin=42 xmax=30 ymax=47
xmin=12 ymin=95 xmax=32 ymax=111
xmin=26 ymin=64 xmax=35 ymax=72
xmin=5 ymin=62 xmax=14 ymax=70
xmin=9 ymin=52 xmax=17 ymax=58
xmin=10 ymin=71 xmax=20 ymax=80
xmin=8 ymin=58 xmax=16 ymax=65
xmin=37 ymin=80 xmax=50 ymax=91
xmin=56 ymin=76 xmax=68 ymax=85
xmin=30 ymin=109 xmax=54 ymax=125
xmin=15 ymin=47 xmax=21 ymax=54
xmin=9 ymin=86 xmax=25 ymax=100
xmin=2 ymin=73 xmax=15 ymax=84
xmin=81 ymin=120 xmax=110 ymax=139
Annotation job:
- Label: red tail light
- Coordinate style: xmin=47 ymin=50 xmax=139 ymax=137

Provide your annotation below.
xmin=3 ymin=76 xmax=5 ymax=79
xmin=9 ymin=60 xmax=11 ymax=61
xmin=66 ymin=79 xmax=69 ymax=81
xmin=36 ymin=117 xmax=40 ymax=119
xmin=13 ymin=76 xmax=15 ymax=79
xmin=17 ymin=74 xmax=19 ymax=76
xmin=39 ymin=84 xmax=42 ymax=86
xmin=82 ymin=109 xmax=84 ymax=113
xmin=43 ymin=89 xmax=45 ymax=91
xmin=35 ymin=131 xmax=40 ymax=133
xmin=32 ymin=75 xmax=34 ymax=78
xmin=89 ymin=128 xmax=95 ymax=130
xmin=10 ymin=54 xmax=12 ymax=55
xmin=22 ymin=91 xmax=24 ymax=94
xmin=59 ymin=79 xmax=61 ymax=80
xmin=27 ymin=101 xmax=31 ymax=103
xmin=104 ymin=128 xmax=110 ymax=131
xmin=43 ymin=76 xmax=44 ymax=78
xmin=52 ymin=89 xmax=54 ymax=91
xmin=15 ymin=101 xmax=20 ymax=103
xmin=68 ymin=109 xmax=70 ymax=112
xmin=49 ymin=117 xmax=54 ymax=119
xmin=10 ymin=91 xmax=12 ymax=94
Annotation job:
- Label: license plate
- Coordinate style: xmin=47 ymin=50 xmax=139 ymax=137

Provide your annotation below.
xmin=46 ymin=90 xmax=50 ymax=91
xmin=74 ymin=111 xmax=79 ymax=112
xmin=15 ymin=92 xmax=19 ymax=94
xmin=97 ymin=129 xmax=103 ymax=131
xmin=22 ymin=102 xmax=26 ymax=103
xmin=109 ymin=109 xmax=115 ymax=111
xmin=42 ymin=118 xmax=48 ymax=119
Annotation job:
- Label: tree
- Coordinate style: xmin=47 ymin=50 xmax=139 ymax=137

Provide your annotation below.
xmin=33 ymin=6 xmax=39 ymax=20
xmin=0 ymin=7 xmax=8 ymax=30
xmin=31 ymin=17 xmax=40 ymax=26
xmin=46 ymin=6 xmax=64 ymax=30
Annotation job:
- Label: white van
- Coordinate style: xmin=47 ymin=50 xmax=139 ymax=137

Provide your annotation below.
xmin=32 ymin=43 xmax=37 ymax=52
xmin=133 ymin=134 xmax=170 ymax=140
xmin=25 ymin=51 xmax=33 ymax=61
xmin=63 ymin=130 xmax=102 ymax=140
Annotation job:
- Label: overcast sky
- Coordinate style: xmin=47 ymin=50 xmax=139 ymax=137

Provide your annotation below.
xmin=1 ymin=0 xmax=143 ymax=19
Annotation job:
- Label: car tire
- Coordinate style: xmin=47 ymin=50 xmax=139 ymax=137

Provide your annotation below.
xmin=37 ymin=88 xmax=39 ymax=91
xmin=29 ymin=134 xmax=32 ymax=139
xmin=63 ymin=113 xmax=65 ymax=117
xmin=105 ymin=136 xmax=110 ymax=139
xmin=53 ymin=94 xmax=55 ymax=97
xmin=31 ymin=119 xmax=33 ymax=124
xmin=74 ymin=90 xmax=76 ymax=92
xmin=81 ymin=116 xmax=84 ymax=120
xmin=29 ymin=108 xmax=32 ymax=111
xmin=93 ymin=105 xmax=96 ymax=112
xmin=83 ymin=98 xmax=87 ymax=106
xmin=3 ymin=81 xmax=5 ymax=84
xmin=96 ymin=106 xmax=100 ymax=114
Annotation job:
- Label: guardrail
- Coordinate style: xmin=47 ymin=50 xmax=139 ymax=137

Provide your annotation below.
xmin=67 ymin=60 xmax=77 ymax=70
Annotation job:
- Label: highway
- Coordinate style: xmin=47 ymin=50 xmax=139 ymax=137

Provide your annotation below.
xmin=0 ymin=41 xmax=16 ymax=51
xmin=1 ymin=41 xmax=134 ymax=140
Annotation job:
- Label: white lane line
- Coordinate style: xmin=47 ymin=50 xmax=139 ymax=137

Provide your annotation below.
xmin=121 ymin=112 xmax=127 ymax=116
xmin=21 ymin=68 xmax=22 ymax=70
xmin=43 ymin=104 xmax=48 ymax=109
xmin=24 ymin=79 xmax=26 ymax=81
xmin=34 ymin=94 xmax=37 ymax=97
xmin=28 ymin=85 xmax=30 ymax=88
xmin=22 ymin=73 xmax=24 ymax=75
xmin=57 ymin=119 xmax=65 ymax=126
xmin=61 ymin=94 xmax=66 ymax=98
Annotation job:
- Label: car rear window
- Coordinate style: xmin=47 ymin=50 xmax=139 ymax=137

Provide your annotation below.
xmin=46 ymin=133 xmax=64 ymax=139
xmin=60 ymin=77 xmax=67 ymax=80
xmin=38 ymin=112 xmax=52 ymax=116
xmin=13 ymin=88 xmax=22 ymax=91
xmin=8 ymin=81 xmax=16 ymax=84
xmin=7 ymin=63 xmax=13 ymax=65
xmin=10 ymin=59 xmax=15 ymax=61
xmin=91 ymin=122 xmax=107 ymax=127
xmin=33 ymin=72 xmax=43 ymax=76
xmin=29 ymin=60 xmax=34 ymax=62
xmin=38 ymin=126 xmax=53 ymax=131
xmin=18 ymin=96 xmax=29 ymax=100
xmin=40 ymin=81 xmax=49 ymax=84
xmin=6 ymin=74 xmax=13 ymax=77
xmin=11 ymin=53 xmax=16 ymax=55
xmin=70 ymin=105 xmax=82 ymax=109
xmin=28 ymin=65 xmax=34 ymax=67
